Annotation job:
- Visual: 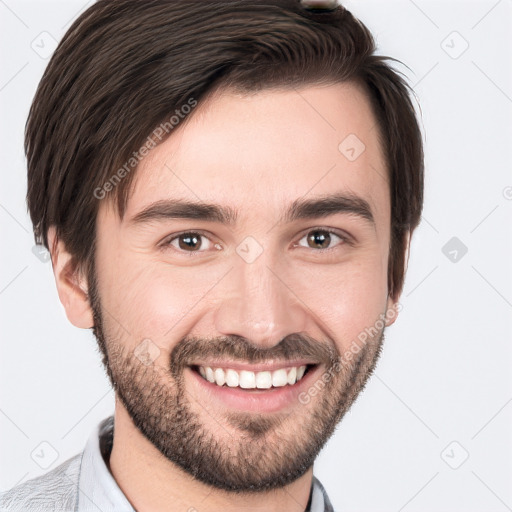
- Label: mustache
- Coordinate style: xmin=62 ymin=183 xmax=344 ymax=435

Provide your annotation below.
xmin=170 ymin=332 xmax=339 ymax=375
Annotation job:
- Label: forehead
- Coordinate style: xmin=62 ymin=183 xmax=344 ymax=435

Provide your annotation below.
xmin=110 ymin=82 xmax=389 ymax=226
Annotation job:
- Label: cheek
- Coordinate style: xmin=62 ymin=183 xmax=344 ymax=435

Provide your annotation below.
xmin=99 ymin=257 xmax=227 ymax=346
xmin=292 ymin=253 xmax=389 ymax=352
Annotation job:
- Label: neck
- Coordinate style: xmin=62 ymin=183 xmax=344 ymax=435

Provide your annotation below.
xmin=108 ymin=402 xmax=314 ymax=512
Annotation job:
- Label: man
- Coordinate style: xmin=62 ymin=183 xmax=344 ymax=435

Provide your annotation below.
xmin=1 ymin=0 xmax=423 ymax=510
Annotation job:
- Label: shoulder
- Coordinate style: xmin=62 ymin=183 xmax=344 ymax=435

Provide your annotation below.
xmin=0 ymin=453 xmax=82 ymax=512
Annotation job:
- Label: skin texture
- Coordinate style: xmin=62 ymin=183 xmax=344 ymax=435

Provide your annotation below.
xmin=48 ymin=82 xmax=402 ymax=512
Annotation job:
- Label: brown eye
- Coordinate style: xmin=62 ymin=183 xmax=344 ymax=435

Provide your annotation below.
xmin=178 ymin=233 xmax=202 ymax=251
xmin=307 ymin=230 xmax=331 ymax=249
xmin=164 ymin=231 xmax=217 ymax=253
xmin=297 ymin=229 xmax=345 ymax=250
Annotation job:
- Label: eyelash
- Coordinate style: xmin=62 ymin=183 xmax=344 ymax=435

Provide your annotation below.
xmin=159 ymin=228 xmax=351 ymax=255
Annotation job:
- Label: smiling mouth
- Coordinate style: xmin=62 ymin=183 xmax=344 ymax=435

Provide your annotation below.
xmin=191 ymin=364 xmax=315 ymax=390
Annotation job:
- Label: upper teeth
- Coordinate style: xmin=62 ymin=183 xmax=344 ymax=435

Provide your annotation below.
xmin=198 ymin=365 xmax=307 ymax=389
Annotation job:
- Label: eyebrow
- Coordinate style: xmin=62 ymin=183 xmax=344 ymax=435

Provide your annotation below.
xmin=127 ymin=192 xmax=375 ymax=227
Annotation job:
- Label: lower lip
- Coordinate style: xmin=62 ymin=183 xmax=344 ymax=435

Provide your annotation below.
xmin=186 ymin=365 xmax=320 ymax=414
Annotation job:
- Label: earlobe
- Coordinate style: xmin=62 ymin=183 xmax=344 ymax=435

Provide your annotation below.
xmin=385 ymin=295 xmax=400 ymax=327
xmin=47 ymin=226 xmax=94 ymax=329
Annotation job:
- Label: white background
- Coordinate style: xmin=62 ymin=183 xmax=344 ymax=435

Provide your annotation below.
xmin=1 ymin=1 xmax=511 ymax=511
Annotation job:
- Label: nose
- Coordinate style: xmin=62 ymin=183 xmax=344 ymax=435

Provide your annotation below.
xmin=213 ymin=251 xmax=308 ymax=349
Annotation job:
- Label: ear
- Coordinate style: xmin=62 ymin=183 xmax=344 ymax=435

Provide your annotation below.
xmin=47 ymin=226 xmax=94 ymax=328
xmin=385 ymin=230 xmax=411 ymax=327
xmin=384 ymin=295 xmax=400 ymax=327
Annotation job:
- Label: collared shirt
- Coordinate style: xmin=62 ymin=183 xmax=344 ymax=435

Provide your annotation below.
xmin=1 ymin=416 xmax=335 ymax=511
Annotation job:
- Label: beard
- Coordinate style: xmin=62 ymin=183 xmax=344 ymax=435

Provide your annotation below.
xmin=87 ymin=265 xmax=385 ymax=493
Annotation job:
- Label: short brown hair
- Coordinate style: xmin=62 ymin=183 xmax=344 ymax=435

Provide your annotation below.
xmin=26 ymin=0 xmax=423 ymax=300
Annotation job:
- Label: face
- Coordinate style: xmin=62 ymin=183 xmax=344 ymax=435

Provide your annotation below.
xmin=88 ymin=82 xmax=397 ymax=491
